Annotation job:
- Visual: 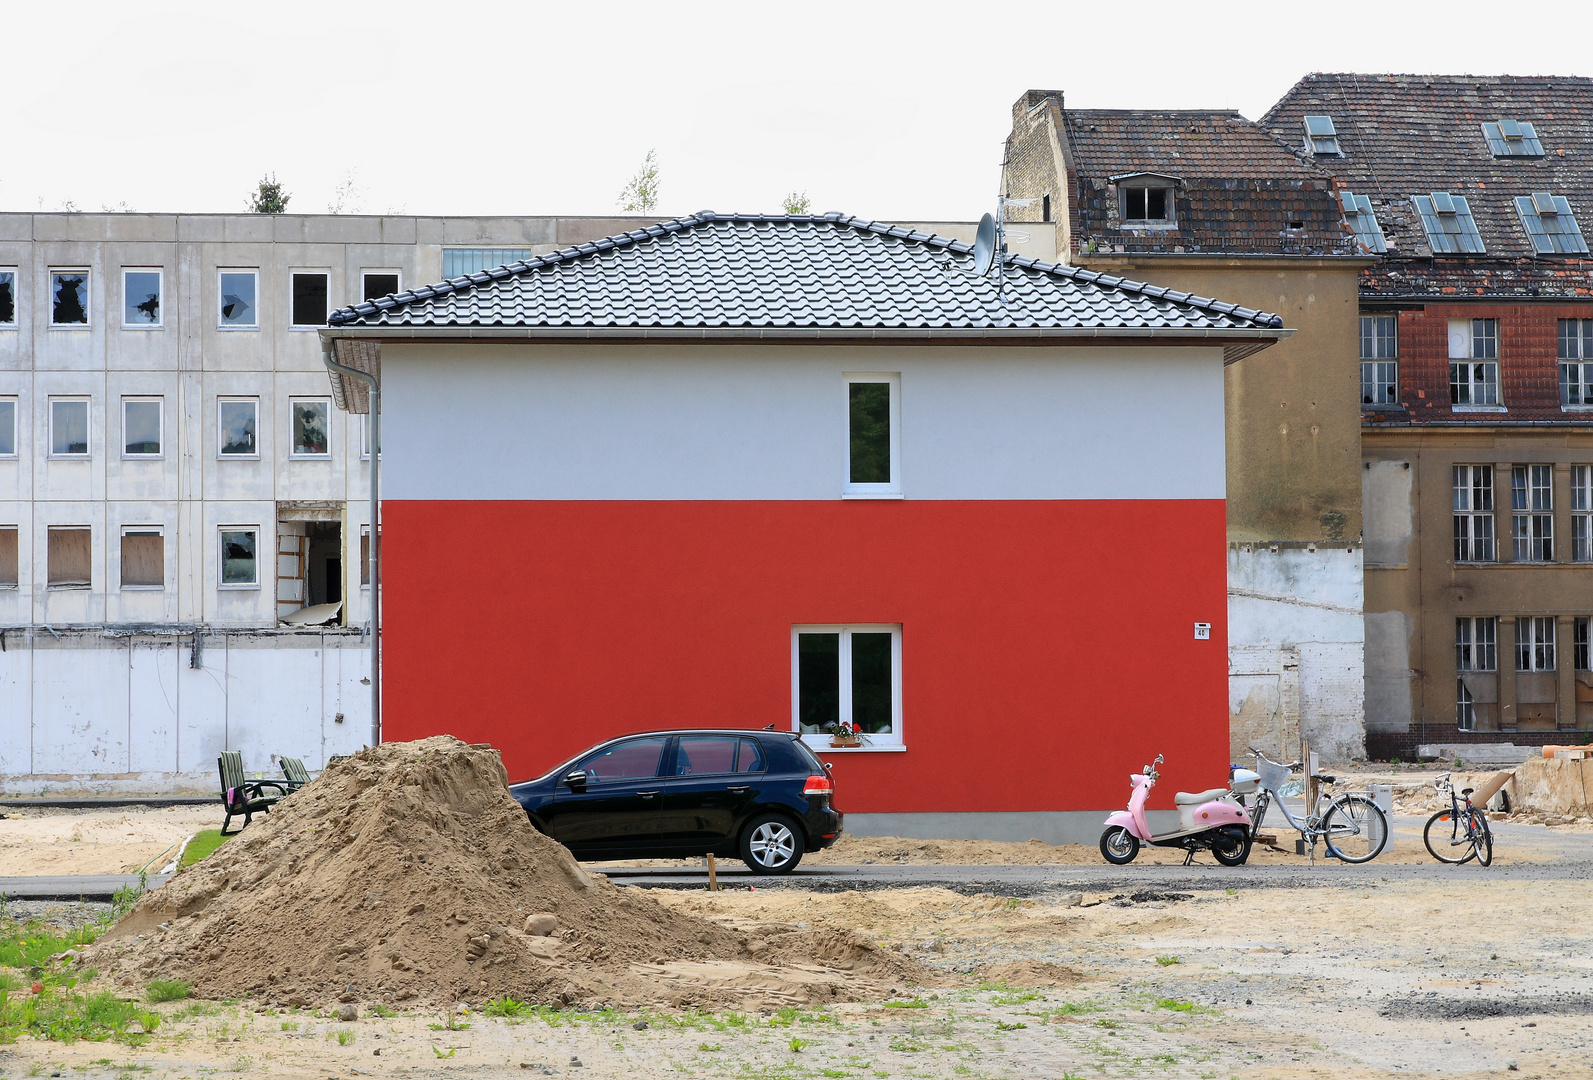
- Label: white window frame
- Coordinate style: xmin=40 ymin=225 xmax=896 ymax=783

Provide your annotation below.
xmin=218 ymin=525 xmax=261 ymax=589
xmin=1559 ymin=319 xmax=1593 ymax=409
xmin=49 ymin=269 xmax=91 ymax=328
xmin=361 ymin=270 xmax=403 ymax=303
xmin=1448 ymin=318 xmax=1501 ymax=410
xmin=1452 ymin=464 xmax=1495 ymax=564
xmin=289 ymin=269 xmax=331 ymax=330
xmin=289 ymin=396 xmax=332 ymax=458
xmin=1512 ymin=464 xmax=1554 ymax=562
xmin=0 ymin=524 xmax=17 ymax=589
xmin=790 ymin=624 xmax=904 ymax=751
xmin=0 ymin=267 xmax=16 ymax=328
xmin=360 ymin=414 xmax=380 ymax=460
xmin=1119 ymin=182 xmax=1177 ymax=229
xmin=0 ymin=396 xmax=16 ymax=458
xmin=48 ymin=396 xmax=91 ymax=459
xmin=1516 ymin=615 xmax=1557 ymax=673
xmin=217 ymin=396 xmax=260 ymax=459
xmin=120 ymin=396 xmax=163 ymax=459
xmin=121 ymin=267 xmax=163 ymax=329
xmin=217 ymin=269 xmax=259 ymax=330
xmin=359 ymin=524 xmax=378 ymax=588
xmin=842 ymin=373 xmax=901 ymax=499
xmin=119 ymin=525 xmax=165 ymax=591
xmin=1573 ymin=465 xmax=1593 ymax=563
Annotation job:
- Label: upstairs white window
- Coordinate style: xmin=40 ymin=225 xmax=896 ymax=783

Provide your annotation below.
xmin=49 ymin=398 xmax=89 ymax=457
xmin=1453 ymin=465 xmax=1495 ymax=563
xmin=1340 ymin=191 xmax=1387 ymax=254
xmin=362 ymin=272 xmax=401 ymax=301
xmin=51 ymin=271 xmax=89 ymax=325
xmin=1515 ymin=193 xmax=1588 ymax=255
xmin=1482 ymin=118 xmax=1544 ymax=157
xmin=1572 ymin=465 xmax=1593 ymax=562
xmin=0 ymin=270 xmax=14 ymax=325
xmin=1512 ymin=464 xmax=1554 ymax=562
xmin=1303 ymin=115 xmax=1341 ymax=155
xmin=291 ymin=398 xmax=330 ymax=457
xmin=0 ymin=398 xmax=15 ymax=457
xmin=1561 ymin=319 xmax=1593 ymax=406
xmin=122 ymin=397 xmax=162 ymax=457
xmin=218 ymin=398 xmax=258 ymax=457
xmin=844 ymin=374 xmax=900 ymax=497
xmin=290 ymin=272 xmax=329 ymax=327
xmin=1119 ymin=180 xmax=1176 ymax=226
xmin=120 ymin=527 xmax=164 ymax=589
xmin=1360 ymin=314 xmax=1398 ymax=405
xmin=1450 ymin=318 xmax=1499 ymax=407
xmin=1516 ymin=616 xmax=1557 ymax=672
xmin=1414 ymin=193 xmax=1485 ymax=254
xmin=122 ymin=270 xmax=162 ymax=327
xmin=218 ymin=271 xmax=258 ymax=328
xmin=793 ymin=625 xmax=902 ymax=748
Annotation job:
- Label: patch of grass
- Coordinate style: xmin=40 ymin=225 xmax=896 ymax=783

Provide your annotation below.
xmin=145 ymin=979 xmax=191 ymax=1003
xmin=431 ymin=1046 xmax=456 ymax=1058
xmin=698 ymin=1042 xmax=722 ymax=1051
xmin=1155 ymin=955 xmax=1181 ymax=966
xmin=333 ymin=1029 xmax=354 ymax=1046
xmin=0 ymin=920 xmax=99 ymax=971
xmin=995 ymin=1021 xmax=1027 ymax=1031
xmin=367 ymin=1003 xmax=396 ymax=1017
xmin=789 ymin=1037 xmax=809 ymax=1052
xmin=888 ymin=1035 xmax=927 ymax=1052
xmin=1156 ymin=998 xmax=1196 ymax=1012
xmin=882 ymin=997 xmax=928 ymax=1010
xmin=172 ymin=1001 xmax=219 ymax=1021
xmin=0 ymin=988 xmax=161 ymax=1045
xmin=1036 ymin=999 xmax=1102 ymax=1018
xmin=280 ymin=1020 xmax=299 ymax=1031
xmin=483 ymin=997 xmax=528 ymax=1017
xmin=989 ymin=990 xmax=1040 ymax=1006
xmin=179 ymin=830 xmax=229 ymax=869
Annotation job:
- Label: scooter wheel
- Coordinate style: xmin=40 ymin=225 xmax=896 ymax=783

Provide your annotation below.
xmin=1100 ymin=826 xmax=1140 ymax=865
xmin=1211 ymin=828 xmax=1252 ymax=867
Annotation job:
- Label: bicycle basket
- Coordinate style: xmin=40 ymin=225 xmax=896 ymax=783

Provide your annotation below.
xmin=1255 ymin=757 xmax=1292 ymax=792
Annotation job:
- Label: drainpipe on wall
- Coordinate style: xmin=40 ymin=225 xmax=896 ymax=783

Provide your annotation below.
xmin=321 ymin=340 xmax=380 ymax=748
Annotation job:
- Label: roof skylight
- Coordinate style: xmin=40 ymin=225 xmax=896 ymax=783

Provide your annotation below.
xmin=1481 ymin=119 xmax=1545 ymax=157
xmin=1339 ymin=191 xmax=1387 ymax=254
xmin=1413 ymin=193 xmax=1485 ymax=254
xmin=1303 ymin=115 xmax=1341 ymax=155
xmin=1514 ymin=193 xmax=1589 ymax=255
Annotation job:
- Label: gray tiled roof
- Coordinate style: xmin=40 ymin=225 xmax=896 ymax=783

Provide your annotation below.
xmin=326 ymin=212 xmax=1284 ymax=336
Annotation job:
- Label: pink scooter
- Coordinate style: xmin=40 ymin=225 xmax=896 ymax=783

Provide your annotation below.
xmin=1100 ymin=754 xmax=1253 ymax=866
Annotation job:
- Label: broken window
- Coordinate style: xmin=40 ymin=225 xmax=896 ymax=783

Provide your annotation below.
xmin=793 ymin=625 xmax=901 ymax=746
xmin=122 ymin=397 xmax=162 ymax=457
xmin=291 ymin=398 xmax=330 ymax=457
xmin=0 ymin=398 xmax=15 ymax=456
xmin=47 ymin=526 xmax=91 ymax=589
xmin=1122 ymin=186 xmax=1172 ymax=223
xmin=1413 ymin=193 xmax=1485 ymax=254
xmin=0 ymin=270 xmax=16 ymax=325
xmin=1303 ymin=115 xmax=1341 ymax=155
xmin=218 ymin=398 xmax=258 ymax=457
xmin=1560 ymin=320 xmax=1593 ymax=406
xmin=1340 ymin=191 xmax=1387 ymax=254
xmin=291 ymin=272 xmax=328 ymax=327
xmin=120 ymin=527 xmax=164 ymax=589
xmin=219 ymin=527 xmax=259 ymax=587
xmin=846 ymin=375 xmax=898 ymax=494
xmin=1450 ymin=319 xmax=1498 ymax=406
xmin=1516 ymin=616 xmax=1556 ymax=673
xmin=218 ymin=271 xmax=257 ymax=327
xmin=123 ymin=270 xmax=162 ymax=327
xmin=1513 ymin=464 xmax=1554 ymax=562
xmin=1452 ymin=465 xmax=1495 ymax=563
xmin=1456 ymin=616 xmax=1497 ymax=731
xmin=362 ymin=272 xmax=400 ymax=301
xmin=50 ymin=398 xmax=89 ymax=456
xmin=1360 ymin=314 xmax=1398 ymax=405
xmin=1482 ymin=119 xmax=1544 ymax=157
xmin=0 ymin=526 xmax=16 ymax=588
xmin=1515 ymin=193 xmax=1589 ymax=255
xmin=51 ymin=272 xmax=89 ymax=325
xmin=1574 ymin=466 xmax=1593 ymax=562
xmin=1577 ymin=618 xmax=1591 ymax=672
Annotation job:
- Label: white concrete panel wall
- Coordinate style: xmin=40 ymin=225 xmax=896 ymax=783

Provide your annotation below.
xmin=380 ymin=343 xmax=1228 ymax=502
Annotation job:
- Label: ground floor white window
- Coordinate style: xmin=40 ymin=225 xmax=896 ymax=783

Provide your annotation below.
xmin=219 ymin=527 xmax=260 ymax=588
xmin=791 ymin=625 xmax=902 ymax=748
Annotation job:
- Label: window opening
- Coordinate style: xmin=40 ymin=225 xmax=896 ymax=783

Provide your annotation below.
xmin=361 ymin=272 xmax=400 ymax=301
xmin=1573 ymin=466 xmax=1593 ymax=562
xmin=290 ymin=272 xmax=329 ymax=327
xmin=218 ymin=271 xmax=257 ymax=327
xmin=1517 ymin=616 xmax=1556 ymax=672
xmin=441 ymin=249 xmax=533 ymax=278
xmin=0 ymin=270 xmax=14 ymax=324
xmin=47 ymin=526 xmax=91 ymax=589
xmin=359 ymin=525 xmax=379 ymax=587
xmin=573 ymin=737 xmax=668 ymax=783
xmin=122 ymin=398 xmax=162 ymax=456
xmin=219 ymin=398 xmax=258 ymax=457
xmin=291 ymin=398 xmax=330 ymax=457
xmin=305 ymin=521 xmax=342 ymax=608
xmin=50 ymin=399 xmax=89 ymax=456
xmin=1450 ymin=319 xmax=1499 ymax=406
xmin=1560 ymin=320 xmax=1593 ymax=406
xmin=1482 ymin=119 xmax=1545 ymax=157
xmin=1453 ymin=465 xmax=1495 ymax=563
xmin=1414 ymin=194 xmax=1485 ymax=254
xmin=220 ymin=528 xmax=259 ymax=587
xmin=1340 ymin=191 xmax=1387 ymax=254
xmin=793 ymin=625 xmax=902 ymax=746
xmin=1122 ymin=186 xmax=1171 ymax=222
xmin=1360 ymin=314 xmax=1398 ymax=405
xmin=1515 ymin=193 xmax=1589 ymax=256
xmin=0 ymin=399 xmax=15 ymax=456
xmin=1041 ymin=194 xmax=1051 ymax=223
xmin=122 ymin=270 xmax=161 ymax=327
xmin=51 ymin=272 xmax=89 ymax=325
xmin=1577 ymin=617 xmax=1591 ymax=672
xmin=845 ymin=374 xmax=899 ymax=495
xmin=1512 ymin=464 xmax=1554 ymax=562
xmin=1303 ymin=115 xmax=1341 ymax=155
xmin=361 ymin=414 xmax=380 ymax=458
xmin=120 ymin=528 xmax=164 ymax=589
xmin=0 ymin=527 xmax=17 ymax=588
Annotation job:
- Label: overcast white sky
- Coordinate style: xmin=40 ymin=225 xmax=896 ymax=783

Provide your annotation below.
xmin=5 ymin=0 xmax=1588 ymax=222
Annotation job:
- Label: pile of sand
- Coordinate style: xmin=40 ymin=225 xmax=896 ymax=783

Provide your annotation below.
xmin=87 ymin=736 xmax=936 ymax=1010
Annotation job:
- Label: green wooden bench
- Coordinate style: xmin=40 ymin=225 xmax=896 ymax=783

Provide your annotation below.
xmin=217 ymin=751 xmax=288 ymax=835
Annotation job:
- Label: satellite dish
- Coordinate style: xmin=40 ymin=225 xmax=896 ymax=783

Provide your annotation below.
xmin=973 ymin=213 xmax=997 ymax=276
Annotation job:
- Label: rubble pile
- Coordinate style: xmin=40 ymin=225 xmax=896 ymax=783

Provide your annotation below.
xmin=88 ymin=737 xmax=934 ymax=1009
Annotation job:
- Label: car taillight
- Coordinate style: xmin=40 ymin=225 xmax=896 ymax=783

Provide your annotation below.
xmin=803 ymin=774 xmax=833 ymax=797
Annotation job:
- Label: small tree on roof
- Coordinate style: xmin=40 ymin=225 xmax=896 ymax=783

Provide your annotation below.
xmin=247 ymin=173 xmax=291 ymax=214
xmin=618 ymin=150 xmax=660 ymax=214
xmin=782 ymin=192 xmax=811 ymax=215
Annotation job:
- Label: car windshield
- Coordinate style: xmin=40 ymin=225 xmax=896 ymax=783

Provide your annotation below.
xmin=574 ymin=737 xmax=667 ymax=783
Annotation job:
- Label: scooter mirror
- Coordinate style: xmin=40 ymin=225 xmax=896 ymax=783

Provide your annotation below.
xmin=1154 ymin=754 xmax=1165 ymax=765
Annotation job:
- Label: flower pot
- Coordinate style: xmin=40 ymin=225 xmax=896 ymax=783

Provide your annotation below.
xmin=829 ymin=737 xmax=862 ymax=748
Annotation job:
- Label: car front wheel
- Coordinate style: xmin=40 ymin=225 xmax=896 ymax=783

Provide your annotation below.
xmin=740 ymin=813 xmax=805 ymax=875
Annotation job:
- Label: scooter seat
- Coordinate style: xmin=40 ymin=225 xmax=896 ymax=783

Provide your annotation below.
xmin=1174 ymin=788 xmax=1230 ymax=805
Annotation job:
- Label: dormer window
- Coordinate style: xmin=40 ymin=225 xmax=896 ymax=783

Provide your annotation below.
xmin=1113 ymin=173 xmax=1178 ymax=229
xmin=1515 ymin=192 xmax=1589 ymax=255
xmin=1482 ymin=118 xmax=1545 ymax=157
xmin=1340 ymin=190 xmax=1388 ymax=254
xmin=1304 ymin=115 xmax=1341 ymax=155
xmin=1413 ymin=192 xmax=1485 ymax=254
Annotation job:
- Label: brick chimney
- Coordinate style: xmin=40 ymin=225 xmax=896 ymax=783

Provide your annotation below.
xmin=1012 ymin=90 xmax=1064 ymax=125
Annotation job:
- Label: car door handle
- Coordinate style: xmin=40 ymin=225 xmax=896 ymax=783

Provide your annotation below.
xmin=728 ymin=786 xmax=749 ymax=793
xmin=637 ymin=790 xmax=659 ymax=799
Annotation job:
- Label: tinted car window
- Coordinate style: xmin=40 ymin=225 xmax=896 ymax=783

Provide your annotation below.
xmin=736 ymin=738 xmax=767 ymax=773
xmin=762 ymin=737 xmax=812 ymax=774
xmin=675 ymin=736 xmax=738 ymax=776
xmin=576 ymin=737 xmax=667 ymax=782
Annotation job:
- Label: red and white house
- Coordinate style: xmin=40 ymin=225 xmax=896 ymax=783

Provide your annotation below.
xmin=321 ymin=213 xmax=1288 ymax=840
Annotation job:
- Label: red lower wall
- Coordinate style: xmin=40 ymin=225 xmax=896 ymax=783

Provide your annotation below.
xmin=382 ymin=500 xmax=1229 ymax=814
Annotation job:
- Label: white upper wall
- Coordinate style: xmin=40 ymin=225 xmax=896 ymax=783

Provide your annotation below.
xmin=381 ymin=342 xmax=1226 ymax=502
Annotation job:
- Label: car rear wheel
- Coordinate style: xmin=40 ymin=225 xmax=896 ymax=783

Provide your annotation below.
xmin=740 ymin=813 xmax=805 ymax=874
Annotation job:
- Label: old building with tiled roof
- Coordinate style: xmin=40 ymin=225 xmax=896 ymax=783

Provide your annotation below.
xmin=1005 ymin=90 xmax=1373 ymax=763
xmin=1263 ymin=74 xmax=1593 ymax=757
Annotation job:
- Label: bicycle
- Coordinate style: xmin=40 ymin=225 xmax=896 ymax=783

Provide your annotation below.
xmin=1423 ymin=773 xmax=1492 ymax=866
xmin=1239 ymin=747 xmax=1390 ymax=863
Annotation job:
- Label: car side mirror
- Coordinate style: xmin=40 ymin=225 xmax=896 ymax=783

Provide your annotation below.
xmin=562 ymin=770 xmax=588 ymax=788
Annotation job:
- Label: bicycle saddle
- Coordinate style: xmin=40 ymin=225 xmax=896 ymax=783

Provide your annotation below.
xmin=1312 ymin=773 xmax=1336 ymax=785
xmin=1461 ymin=787 xmax=1474 ymax=796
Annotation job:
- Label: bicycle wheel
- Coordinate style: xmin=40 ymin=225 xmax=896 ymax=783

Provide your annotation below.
xmin=1323 ymin=795 xmax=1388 ymax=863
xmin=1469 ymin=808 xmax=1493 ymax=867
xmin=1424 ymin=809 xmax=1470 ymax=864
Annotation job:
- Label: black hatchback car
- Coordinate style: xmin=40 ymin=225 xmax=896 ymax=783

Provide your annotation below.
xmin=508 ymin=729 xmax=842 ymax=874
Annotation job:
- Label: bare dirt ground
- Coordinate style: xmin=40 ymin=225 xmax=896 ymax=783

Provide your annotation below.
xmin=0 ymin=805 xmax=216 ymax=875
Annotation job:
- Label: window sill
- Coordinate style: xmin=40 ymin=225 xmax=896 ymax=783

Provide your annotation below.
xmin=121 ymin=454 xmax=164 ymax=461
xmin=216 ymin=326 xmax=260 ymax=332
xmin=841 ymin=491 xmax=904 ymax=500
xmin=289 ymin=454 xmax=332 ymax=461
xmin=120 ymin=585 xmax=165 ymax=592
xmin=47 ymin=584 xmax=90 ymax=591
xmin=218 ymin=584 xmax=261 ymax=591
xmin=1563 ymin=405 xmax=1593 ymax=412
xmin=218 ymin=455 xmax=261 ymax=461
xmin=806 ymin=743 xmax=907 ymax=753
xmin=289 ymin=325 xmax=327 ymax=332
xmin=48 ymin=325 xmax=91 ymax=331
xmin=47 ymin=455 xmax=91 ymax=461
xmin=1451 ymin=405 xmax=1507 ymax=413
xmin=121 ymin=325 xmax=164 ymax=332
